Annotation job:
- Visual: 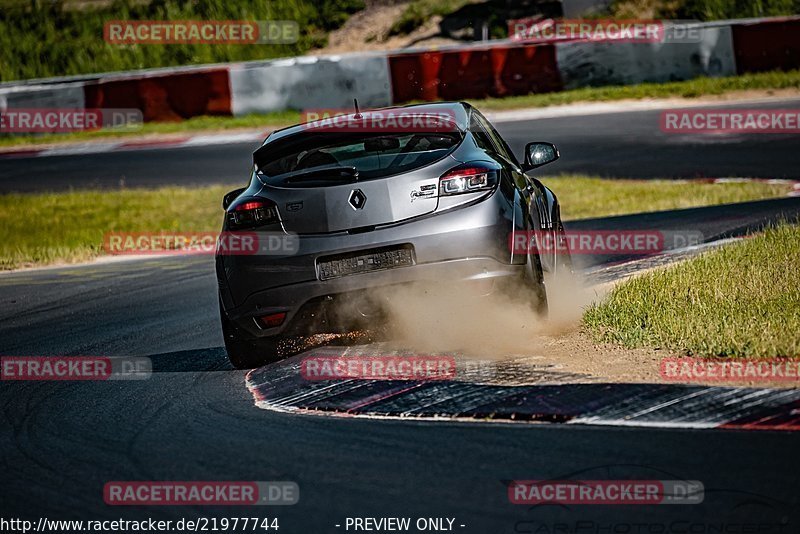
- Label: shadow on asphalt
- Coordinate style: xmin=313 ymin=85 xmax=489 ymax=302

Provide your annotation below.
xmin=145 ymin=346 xmax=233 ymax=373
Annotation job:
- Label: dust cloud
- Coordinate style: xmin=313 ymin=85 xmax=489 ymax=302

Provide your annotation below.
xmin=373 ymin=271 xmax=601 ymax=359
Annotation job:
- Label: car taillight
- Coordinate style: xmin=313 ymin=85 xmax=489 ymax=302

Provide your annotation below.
xmin=227 ymin=197 xmax=279 ymax=229
xmin=439 ymin=164 xmax=496 ymax=196
xmin=258 ymin=311 xmax=286 ymax=328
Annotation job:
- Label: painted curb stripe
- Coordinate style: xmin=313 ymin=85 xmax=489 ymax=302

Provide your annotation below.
xmin=246 ymin=354 xmax=800 ymax=431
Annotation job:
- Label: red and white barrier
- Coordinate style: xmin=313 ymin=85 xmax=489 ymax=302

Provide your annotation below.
xmin=0 ymin=16 xmax=798 ymax=125
xmin=387 ymin=43 xmax=562 ymax=102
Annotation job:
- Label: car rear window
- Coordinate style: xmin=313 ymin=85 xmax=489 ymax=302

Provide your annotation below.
xmin=254 ymin=131 xmax=463 ymax=184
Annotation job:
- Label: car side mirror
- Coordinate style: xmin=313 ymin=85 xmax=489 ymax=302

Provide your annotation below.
xmin=523 ymin=142 xmax=559 ymax=171
xmin=222 ymin=188 xmax=246 ymax=210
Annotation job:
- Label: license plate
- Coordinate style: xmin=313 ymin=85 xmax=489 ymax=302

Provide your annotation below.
xmin=317 ymin=245 xmax=415 ymax=281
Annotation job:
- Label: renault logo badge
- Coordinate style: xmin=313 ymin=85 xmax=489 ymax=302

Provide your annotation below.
xmin=349 ymin=189 xmax=367 ymax=210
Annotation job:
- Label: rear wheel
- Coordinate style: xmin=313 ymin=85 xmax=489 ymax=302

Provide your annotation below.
xmin=523 ymin=247 xmax=548 ymax=316
xmin=554 ymin=219 xmax=573 ymax=275
xmin=219 ymin=301 xmax=283 ymax=369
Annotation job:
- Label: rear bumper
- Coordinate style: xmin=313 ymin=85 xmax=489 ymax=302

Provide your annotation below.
xmin=217 ymin=190 xmax=524 ymax=337
xmin=231 ymin=257 xmax=522 ymax=337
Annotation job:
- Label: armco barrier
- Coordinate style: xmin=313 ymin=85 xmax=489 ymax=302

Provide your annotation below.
xmin=83 ymin=68 xmax=231 ymax=122
xmin=732 ymin=18 xmax=800 ymax=74
xmin=0 ymin=82 xmax=85 ymax=111
xmin=388 ymin=43 xmax=562 ymax=103
xmin=555 ymin=25 xmax=736 ymax=88
xmin=1 ymin=16 xmax=799 ymax=125
xmin=229 ymin=54 xmax=392 ymax=116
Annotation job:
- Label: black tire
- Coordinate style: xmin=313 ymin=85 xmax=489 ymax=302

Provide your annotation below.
xmin=524 ymin=247 xmax=549 ymax=317
xmin=555 ymin=219 xmax=573 ymax=275
xmin=219 ymin=301 xmax=282 ymax=369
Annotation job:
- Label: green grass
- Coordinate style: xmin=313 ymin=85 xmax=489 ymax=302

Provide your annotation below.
xmin=583 ymin=223 xmax=800 ymax=358
xmin=0 ymin=185 xmax=229 ymax=269
xmin=0 ymin=176 xmax=793 ymax=270
xmin=0 ymin=0 xmax=364 ymax=82
xmin=545 ymin=175 xmax=793 ymax=221
xmin=3 ymin=70 xmax=799 ymax=149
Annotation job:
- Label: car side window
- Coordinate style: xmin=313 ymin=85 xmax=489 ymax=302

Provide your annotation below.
xmin=469 ymin=113 xmax=496 ymax=155
xmin=477 ymin=114 xmax=518 ymax=165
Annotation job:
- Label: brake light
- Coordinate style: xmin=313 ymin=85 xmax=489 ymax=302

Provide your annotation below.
xmin=235 ymin=201 xmax=265 ymax=212
xmin=439 ymin=164 xmax=495 ymax=196
xmin=258 ymin=312 xmax=286 ymax=328
xmin=227 ymin=197 xmax=279 ymax=229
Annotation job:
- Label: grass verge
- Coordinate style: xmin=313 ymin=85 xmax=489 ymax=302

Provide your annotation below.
xmin=2 ymin=70 xmax=798 ymax=149
xmin=544 ymin=175 xmax=793 ymax=221
xmin=0 ymin=177 xmax=793 ymax=270
xmin=583 ymin=223 xmax=800 ymax=358
xmin=0 ymin=186 xmax=229 ymax=270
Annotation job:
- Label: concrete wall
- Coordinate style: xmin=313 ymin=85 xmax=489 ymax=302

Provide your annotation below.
xmin=554 ymin=26 xmax=736 ymax=88
xmin=229 ymin=54 xmax=392 ymax=116
xmin=0 ymin=83 xmax=85 ymax=112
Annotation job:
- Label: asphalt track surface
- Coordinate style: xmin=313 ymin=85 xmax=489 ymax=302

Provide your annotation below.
xmin=1 ymin=98 xmax=799 ymax=192
xmin=2 ymin=101 xmax=800 ymax=531
xmin=3 ymin=197 xmax=800 ymax=530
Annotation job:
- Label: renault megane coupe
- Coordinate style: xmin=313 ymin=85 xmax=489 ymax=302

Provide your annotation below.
xmin=216 ymin=102 xmax=570 ymax=368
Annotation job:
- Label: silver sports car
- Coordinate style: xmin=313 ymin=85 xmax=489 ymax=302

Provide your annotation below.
xmin=216 ymin=102 xmax=570 ymax=367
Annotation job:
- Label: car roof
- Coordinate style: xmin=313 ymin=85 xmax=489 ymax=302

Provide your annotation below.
xmin=264 ymin=102 xmax=471 ymax=144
